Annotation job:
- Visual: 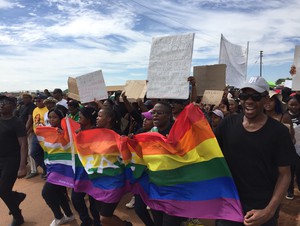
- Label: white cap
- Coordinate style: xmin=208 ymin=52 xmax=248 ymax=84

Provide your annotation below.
xmin=240 ymin=77 xmax=269 ymax=93
xmin=212 ymin=109 xmax=224 ymax=119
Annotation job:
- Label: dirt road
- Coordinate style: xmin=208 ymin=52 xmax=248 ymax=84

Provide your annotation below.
xmin=1 ymin=174 xmax=299 ymax=226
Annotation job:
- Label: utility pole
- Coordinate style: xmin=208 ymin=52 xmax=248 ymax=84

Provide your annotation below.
xmin=260 ymin=51 xmax=263 ymax=77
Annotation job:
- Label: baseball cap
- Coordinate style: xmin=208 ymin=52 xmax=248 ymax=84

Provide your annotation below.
xmin=142 ymin=110 xmax=153 ymax=120
xmin=212 ymin=109 xmax=224 ymax=119
xmin=35 ymin=93 xmax=47 ymax=100
xmin=240 ymin=77 xmax=269 ymax=93
xmin=0 ymin=95 xmax=17 ymax=105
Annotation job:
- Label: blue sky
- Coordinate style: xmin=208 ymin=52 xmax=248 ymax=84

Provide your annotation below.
xmin=0 ymin=0 xmax=300 ymax=92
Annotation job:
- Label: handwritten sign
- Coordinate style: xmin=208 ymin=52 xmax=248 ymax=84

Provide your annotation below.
xmin=201 ymin=90 xmax=224 ymax=106
xmin=76 ymin=70 xmax=108 ymax=103
xmin=67 ymin=77 xmax=80 ymax=101
xmin=122 ymin=80 xmax=147 ymax=102
xmin=292 ymin=46 xmax=300 ymax=91
xmin=147 ymin=33 xmax=195 ymax=99
xmin=194 ymin=64 xmax=226 ymax=96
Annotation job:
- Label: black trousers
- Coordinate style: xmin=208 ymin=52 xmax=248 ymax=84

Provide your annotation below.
xmin=134 ymin=195 xmax=154 ymax=226
xmin=151 ymin=209 xmax=186 ymax=226
xmin=71 ymin=190 xmax=101 ymax=226
xmin=42 ymin=182 xmax=73 ymax=219
xmin=0 ymin=156 xmax=22 ymax=218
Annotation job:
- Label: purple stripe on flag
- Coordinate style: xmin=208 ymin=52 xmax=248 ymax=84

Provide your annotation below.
xmin=135 ymin=183 xmax=244 ymax=222
xmin=73 ymin=179 xmax=131 ymax=203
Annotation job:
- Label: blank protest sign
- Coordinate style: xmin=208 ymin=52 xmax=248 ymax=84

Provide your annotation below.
xmin=76 ymin=70 xmax=108 ymax=103
xmin=147 ymin=33 xmax=195 ymax=99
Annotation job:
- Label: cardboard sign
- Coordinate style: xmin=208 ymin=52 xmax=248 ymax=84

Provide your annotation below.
xmin=193 ymin=64 xmax=226 ymax=96
xmin=67 ymin=77 xmax=80 ymax=101
xmin=122 ymin=80 xmax=147 ymax=102
xmin=106 ymin=85 xmax=124 ymax=92
xmin=147 ymin=33 xmax=195 ymax=99
xmin=76 ymin=70 xmax=108 ymax=103
xmin=292 ymin=46 xmax=300 ymax=91
xmin=201 ymin=90 xmax=224 ymax=106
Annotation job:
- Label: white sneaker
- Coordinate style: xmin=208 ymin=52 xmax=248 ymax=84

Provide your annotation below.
xmin=50 ymin=215 xmax=75 ymax=226
xmin=125 ymin=196 xmax=135 ymax=209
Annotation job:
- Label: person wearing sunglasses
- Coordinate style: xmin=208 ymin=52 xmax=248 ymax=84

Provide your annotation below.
xmin=0 ymin=95 xmax=28 ymax=226
xmin=215 ymin=76 xmax=295 ymax=226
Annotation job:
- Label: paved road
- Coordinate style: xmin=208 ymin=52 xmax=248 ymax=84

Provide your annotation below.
xmin=1 ymin=172 xmax=299 ymax=226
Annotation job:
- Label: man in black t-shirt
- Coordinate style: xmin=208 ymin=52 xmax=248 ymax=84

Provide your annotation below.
xmin=215 ymin=77 xmax=295 ymax=226
xmin=0 ymin=95 xmax=28 ymax=226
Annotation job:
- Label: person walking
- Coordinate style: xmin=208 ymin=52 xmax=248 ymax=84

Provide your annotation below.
xmin=0 ymin=95 xmax=27 ymax=226
xmin=215 ymin=77 xmax=295 ymax=226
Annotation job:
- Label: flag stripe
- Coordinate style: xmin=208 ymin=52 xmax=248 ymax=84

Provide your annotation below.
xmin=148 ymin=157 xmax=232 ymax=186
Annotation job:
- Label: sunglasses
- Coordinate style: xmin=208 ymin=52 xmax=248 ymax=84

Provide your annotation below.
xmin=239 ymin=93 xmax=267 ymax=102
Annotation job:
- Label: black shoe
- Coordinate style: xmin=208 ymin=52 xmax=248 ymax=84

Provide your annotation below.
xmin=123 ymin=221 xmax=133 ymax=226
xmin=9 ymin=192 xmax=26 ymax=215
xmin=10 ymin=215 xmax=24 ymax=226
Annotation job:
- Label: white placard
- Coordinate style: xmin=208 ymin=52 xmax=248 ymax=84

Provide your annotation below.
xmin=292 ymin=46 xmax=300 ymax=91
xmin=147 ymin=33 xmax=195 ymax=99
xmin=76 ymin=70 xmax=108 ymax=103
xmin=284 ymin=80 xmax=292 ymax=89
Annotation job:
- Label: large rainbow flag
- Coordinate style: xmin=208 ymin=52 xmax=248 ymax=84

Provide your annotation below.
xmin=123 ymin=103 xmax=244 ymax=222
xmin=36 ymin=104 xmax=243 ymax=221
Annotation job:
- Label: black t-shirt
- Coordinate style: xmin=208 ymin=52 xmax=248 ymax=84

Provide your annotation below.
xmin=0 ymin=117 xmax=27 ymax=158
xmin=215 ymin=114 xmax=295 ymax=207
xmin=18 ymin=102 xmax=36 ymax=125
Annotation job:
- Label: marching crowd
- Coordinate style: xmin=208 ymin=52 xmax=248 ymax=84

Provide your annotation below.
xmin=0 ymin=72 xmax=300 ymax=226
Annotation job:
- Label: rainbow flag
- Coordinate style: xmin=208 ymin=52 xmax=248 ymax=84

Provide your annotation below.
xmin=124 ymin=103 xmax=244 ymax=222
xmin=69 ymin=121 xmax=128 ymax=203
xmin=36 ymin=125 xmax=76 ymax=188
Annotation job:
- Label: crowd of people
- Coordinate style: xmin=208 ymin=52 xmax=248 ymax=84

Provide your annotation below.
xmin=0 ymin=72 xmax=300 ymax=226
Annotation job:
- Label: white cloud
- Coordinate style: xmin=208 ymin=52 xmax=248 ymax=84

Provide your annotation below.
xmin=0 ymin=0 xmax=300 ymax=91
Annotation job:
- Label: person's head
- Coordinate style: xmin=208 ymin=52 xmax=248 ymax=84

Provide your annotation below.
xmin=22 ymin=93 xmax=33 ymax=105
xmin=52 ymin=88 xmax=63 ymax=101
xmin=48 ymin=107 xmax=66 ymax=128
xmin=142 ymin=110 xmax=154 ymax=131
xmin=228 ymin=99 xmax=239 ymax=114
xmin=67 ymin=100 xmax=80 ymax=116
xmin=43 ymin=97 xmax=58 ymax=110
xmin=78 ymin=107 xmax=98 ymax=129
xmin=0 ymin=95 xmax=16 ymax=117
xmin=34 ymin=93 xmax=47 ymax=108
xmin=152 ymin=102 xmax=172 ymax=130
xmin=287 ymin=96 xmax=300 ymax=115
xmin=264 ymin=91 xmax=283 ymax=114
xmin=103 ymin=99 xmax=114 ymax=108
xmin=170 ymin=99 xmax=186 ymax=117
xmin=210 ymin=109 xmax=224 ymax=128
xmin=96 ymin=107 xmax=120 ymax=129
xmin=239 ymin=76 xmax=269 ymax=120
